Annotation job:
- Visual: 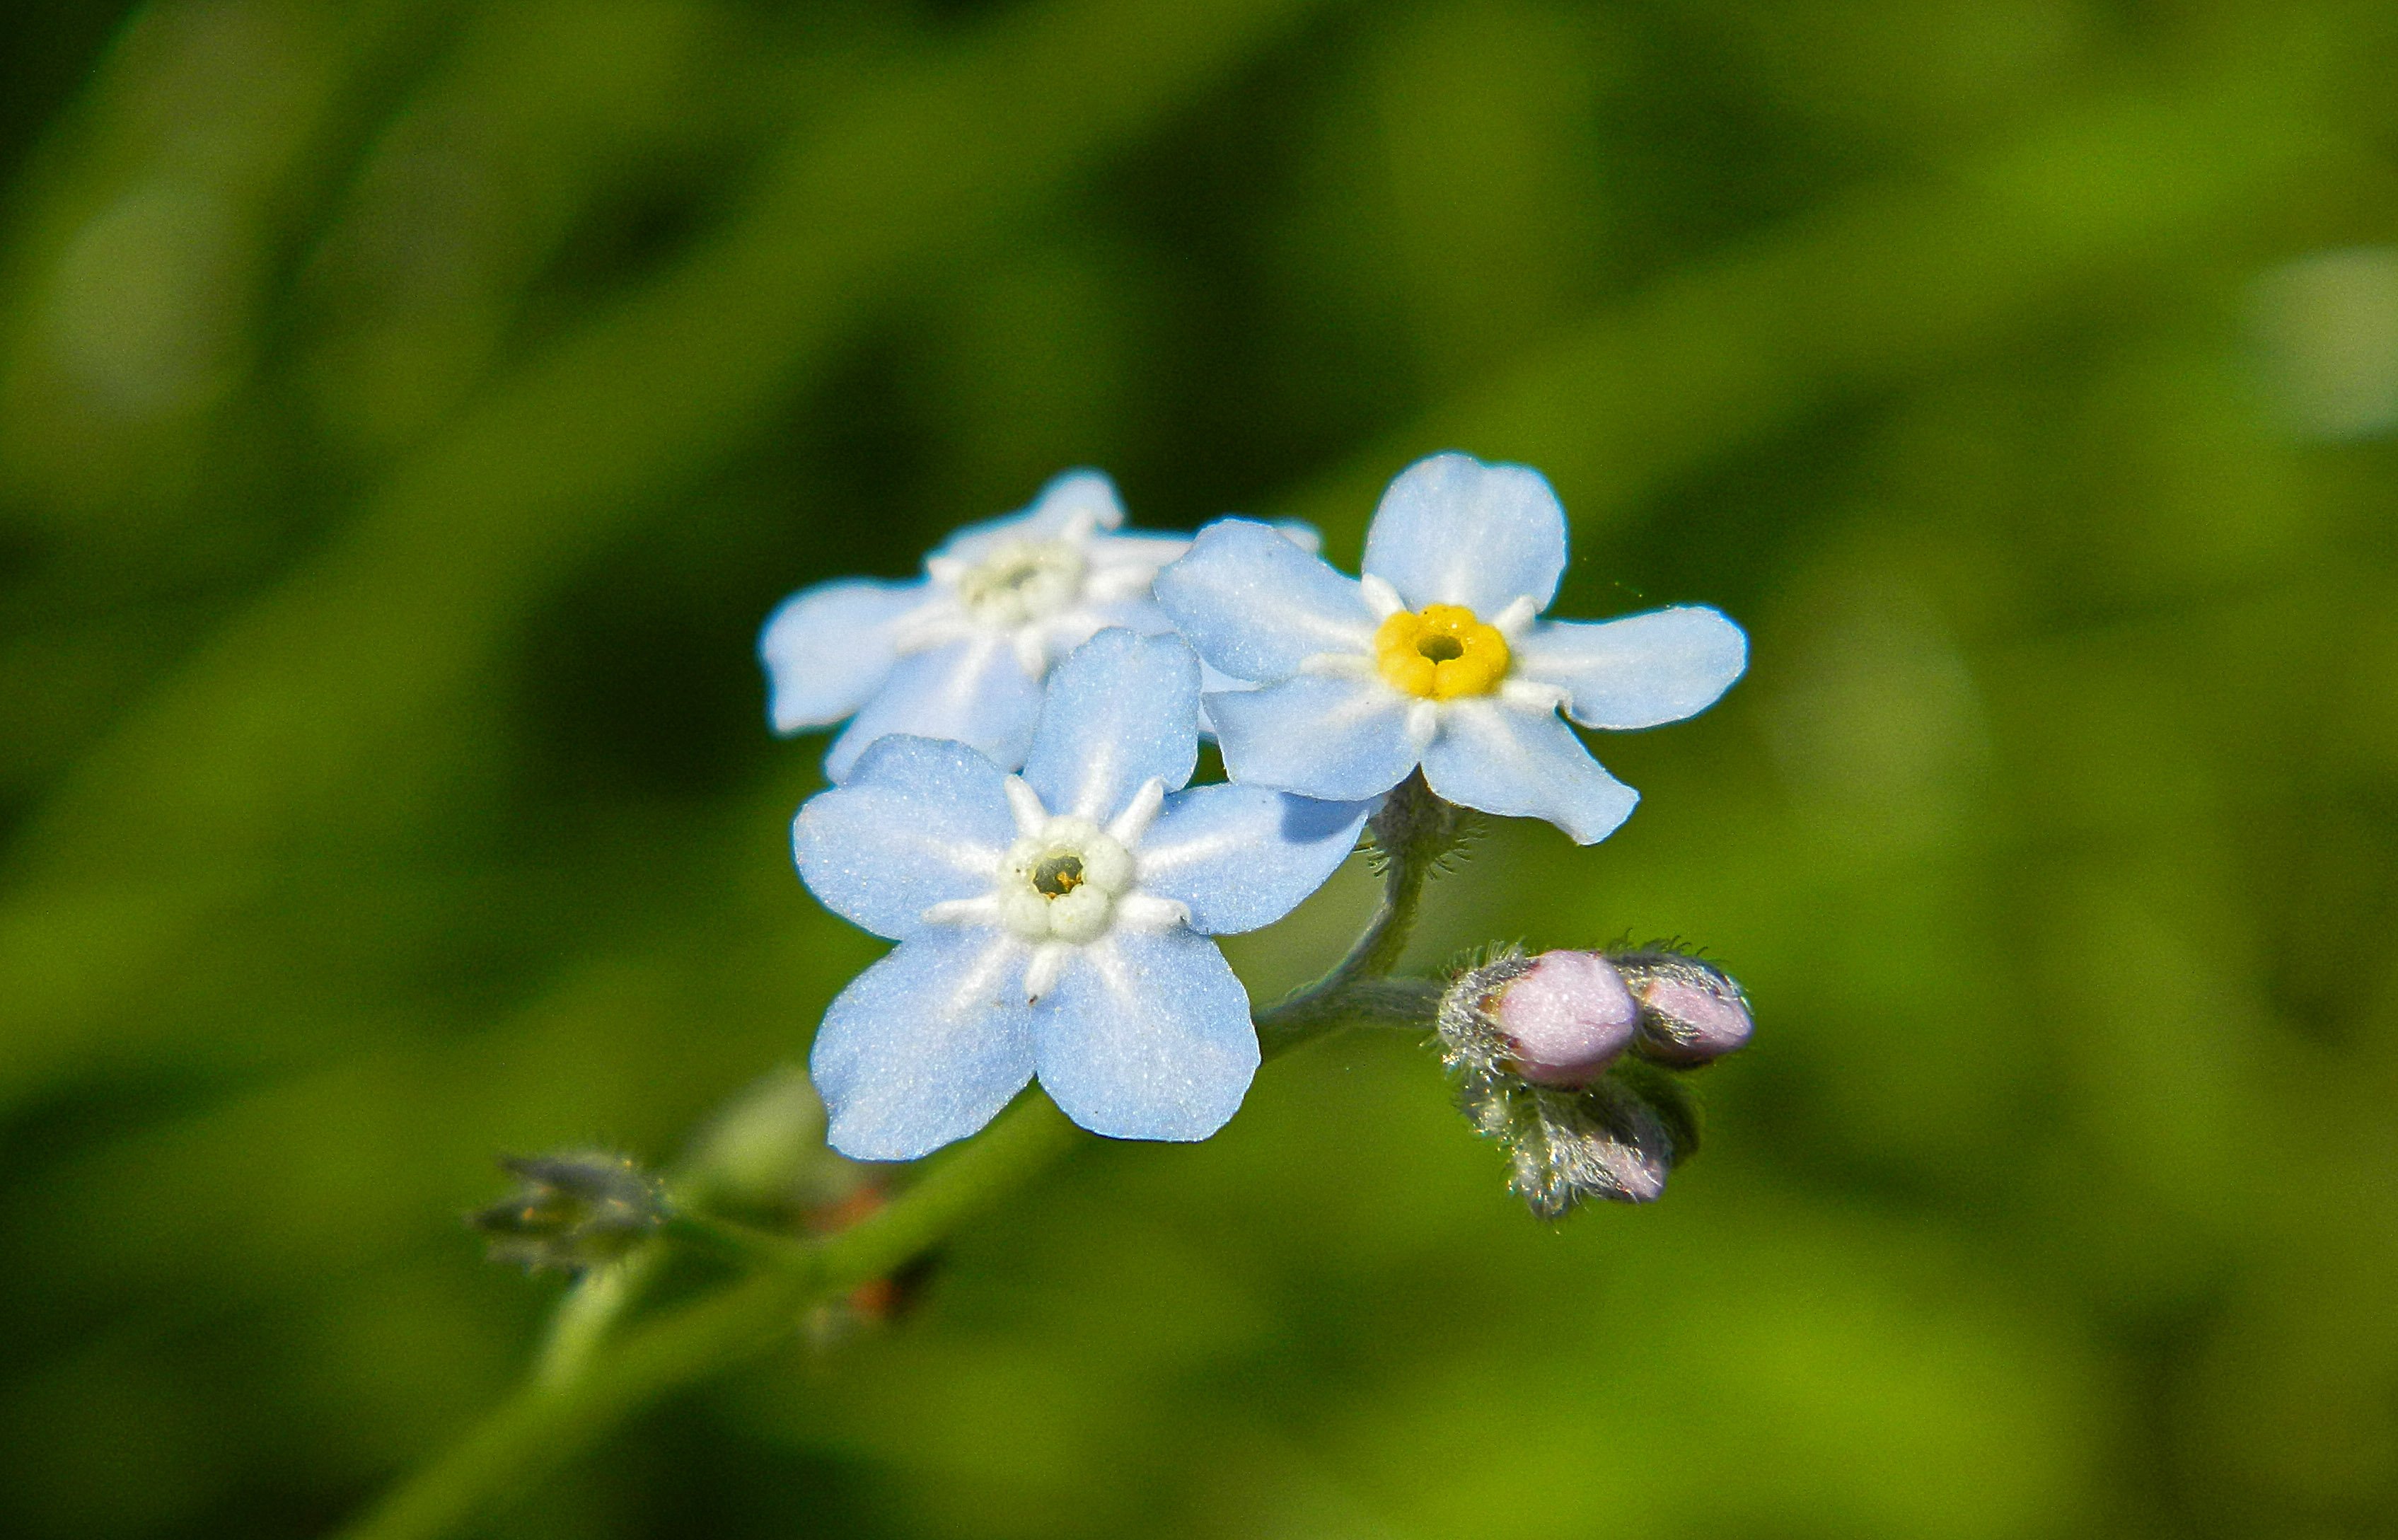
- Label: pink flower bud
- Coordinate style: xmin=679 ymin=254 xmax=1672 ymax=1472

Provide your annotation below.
xmin=1488 ymin=950 xmax=1638 ymax=1086
xmin=1614 ymin=953 xmax=1754 ymax=1065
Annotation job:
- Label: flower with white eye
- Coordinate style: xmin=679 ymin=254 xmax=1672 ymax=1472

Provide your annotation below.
xmin=792 ymin=629 xmax=1374 ymax=1161
xmin=1154 ymin=452 xmax=1748 ymax=843
xmin=760 ymin=470 xmax=1191 ymax=782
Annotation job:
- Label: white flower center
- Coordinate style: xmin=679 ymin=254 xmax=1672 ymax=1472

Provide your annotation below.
xmin=995 ymin=815 xmax=1133 ymax=944
xmin=917 ymin=776 xmax=1188 ymax=1002
xmin=955 ymin=539 xmax=1087 ymax=627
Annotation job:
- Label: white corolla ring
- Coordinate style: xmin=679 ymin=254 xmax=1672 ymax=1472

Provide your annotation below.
xmin=995 ymin=815 xmax=1133 ymax=943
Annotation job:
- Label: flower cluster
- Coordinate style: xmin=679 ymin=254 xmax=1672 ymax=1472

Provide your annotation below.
xmin=760 ymin=452 xmax=1752 ymax=1202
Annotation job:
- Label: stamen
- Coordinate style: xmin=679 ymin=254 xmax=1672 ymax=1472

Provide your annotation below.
xmin=995 ymin=816 xmax=1134 ymax=944
xmin=1033 ymin=853 xmax=1085 ymax=897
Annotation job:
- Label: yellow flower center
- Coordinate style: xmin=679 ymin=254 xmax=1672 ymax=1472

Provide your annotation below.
xmin=1374 ymin=604 xmax=1510 ymax=700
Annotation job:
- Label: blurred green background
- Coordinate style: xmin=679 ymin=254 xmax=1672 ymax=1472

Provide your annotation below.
xmin=4 ymin=0 xmax=2397 ymax=1535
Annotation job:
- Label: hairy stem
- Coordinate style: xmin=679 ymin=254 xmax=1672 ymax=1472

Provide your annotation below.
xmin=336 ymin=787 xmax=1470 ymax=1540
xmin=1257 ymin=772 xmax=1458 ymax=1053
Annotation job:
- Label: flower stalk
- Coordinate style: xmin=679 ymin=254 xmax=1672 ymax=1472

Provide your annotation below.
xmin=335 ymin=792 xmax=1467 ymax=1540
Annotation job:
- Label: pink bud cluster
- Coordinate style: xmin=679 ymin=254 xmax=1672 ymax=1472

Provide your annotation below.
xmin=1483 ymin=947 xmax=1753 ymax=1087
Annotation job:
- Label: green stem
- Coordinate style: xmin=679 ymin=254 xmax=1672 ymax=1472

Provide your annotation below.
xmin=532 ymin=1253 xmax=657 ymax=1389
xmin=335 ymin=787 xmax=1469 ymax=1540
xmin=1256 ymin=772 xmax=1455 ymax=1053
xmin=337 ymin=1099 xmax=1081 ymax=1540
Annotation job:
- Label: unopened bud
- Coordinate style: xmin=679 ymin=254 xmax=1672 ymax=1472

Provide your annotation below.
xmin=470 ymin=1150 xmax=669 ymax=1272
xmin=1485 ymin=950 xmax=1637 ymax=1086
xmin=1523 ymin=1077 xmax=1674 ymax=1210
xmin=1613 ymin=951 xmax=1754 ymax=1065
xmin=1436 ymin=947 xmax=1690 ymax=1217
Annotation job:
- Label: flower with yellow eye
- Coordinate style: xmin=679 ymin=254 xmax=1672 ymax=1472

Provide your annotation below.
xmin=760 ymin=470 xmax=1193 ymax=782
xmin=1154 ymin=452 xmax=1747 ymax=843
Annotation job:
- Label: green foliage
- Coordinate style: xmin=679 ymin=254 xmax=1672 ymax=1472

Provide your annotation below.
xmin=2 ymin=0 xmax=2394 ymax=1536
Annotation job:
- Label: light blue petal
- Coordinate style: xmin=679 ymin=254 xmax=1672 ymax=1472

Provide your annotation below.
xmin=1361 ymin=453 xmax=1568 ymax=615
xmin=826 ymin=635 xmax=1044 ymax=782
xmin=1021 ymin=630 xmax=1200 ymax=820
xmin=1082 ymin=591 xmax=1178 ymax=637
xmin=1089 ymin=529 xmax=1191 ymax=569
xmin=759 ymin=579 xmax=927 ymax=734
xmin=1207 ymin=673 xmax=1422 ymax=801
xmin=1420 ymin=699 xmax=1638 ymax=845
xmin=1154 ymin=519 xmax=1377 ymax=683
xmin=812 ymin=926 xmax=1037 ymax=1162
xmin=1137 ymin=783 xmax=1372 ymax=935
xmin=1127 ymin=787 xmax=1362 ymax=930
xmin=937 ymin=468 xmax=1125 ymax=563
xmin=1267 ymin=519 xmax=1322 ymax=554
xmin=1198 ymin=660 xmax=1258 ymax=696
xmin=1194 ymin=659 xmax=1259 ymax=739
xmin=1514 ymin=606 xmax=1749 ymax=729
xmin=794 ymin=736 xmax=1014 ymax=940
xmin=1034 ymin=928 xmax=1257 ymax=1141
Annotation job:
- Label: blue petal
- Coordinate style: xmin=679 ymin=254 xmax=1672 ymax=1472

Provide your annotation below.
xmin=1089 ymin=529 xmax=1191 ymax=570
xmin=1198 ymin=659 xmax=1257 ymax=697
xmin=1194 ymin=659 xmax=1258 ymax=739
xmin=826 ymin=635 xmax=1045 ymax=782
xmin=759 ymin=579 xmax=927 ymax=734
xmin=1034 ymin=928 xmax=1258 ymax=1141
xmin=1137 ymin=783 xmax=1371 ymax=935
xmin=1420 ymin=699 xmax=1638 ymax=845
xmin=1021 ymin=630 xmax=1200 ymax=820
xmin=1267 ymin=519 xmax=1323 ymax=554
xmin=1206 ymin=673 xmax=1423 ymax=801
xmin=794 ymin=736 xmax=1015 ymax=940
xmin=1362 ymin=453 xmax=1569 ymax=615
xmin=1514 ymin=606 xmax=1748 ymax=729
xmin=1081 ymin=591 xmax=1179 ymax=637
xmin=938 ymin=468 xmax=1125 ymax=562
xmin=1153 ymin=519 xmax=1377 ymax=683
xmin=812 ymin=926 xmax=1036 ymax=1162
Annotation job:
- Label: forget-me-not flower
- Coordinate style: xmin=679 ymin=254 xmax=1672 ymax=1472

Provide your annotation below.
xmin=1154 ymin=452 xmax=1747 ymax=844
xmin=794 ymin=628 xmax=1374 ymax=1160
xmin=761 ymin=470 xmax=1189 ymax=781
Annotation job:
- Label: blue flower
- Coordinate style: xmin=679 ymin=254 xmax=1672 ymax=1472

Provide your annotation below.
xmin=793 ymin=628 xmax=1374 ymax=1160
xmin=760 ymin=470 xmax=1191 ymax=781
xmin=1154 ymin=452 xmax=1747 ymax=843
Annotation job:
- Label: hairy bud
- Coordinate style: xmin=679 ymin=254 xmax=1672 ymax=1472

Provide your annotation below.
xmin=1481 ymin=949 xmax=1637 ymax=1085
xmin=470 ymin=1150 xmax=669 ymax=1272
xmin=1437 ymin=949 xmax=1689 ymax=1216
xmin=1612 ymin=951 xmax=1755 ymax=1066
